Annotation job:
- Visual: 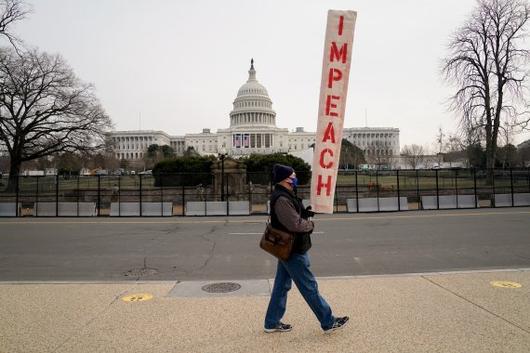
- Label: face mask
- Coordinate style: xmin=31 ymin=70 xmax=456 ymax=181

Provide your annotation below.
xmin=288 ymin=176 xmax=298 ymax=188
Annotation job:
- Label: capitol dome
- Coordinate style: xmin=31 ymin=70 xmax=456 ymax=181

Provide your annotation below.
xmin=230 ymin=59 xmax=276 ymax=128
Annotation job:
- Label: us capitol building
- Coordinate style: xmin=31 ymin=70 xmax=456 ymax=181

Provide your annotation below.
xmin=108 ymin=60 xmax=400 ymax=162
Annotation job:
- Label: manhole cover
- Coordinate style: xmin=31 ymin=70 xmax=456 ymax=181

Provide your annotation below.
xmin=121 ymin=293 xmax=154 ymax=302
xmin=201 ymin=282 xmax=241 ymax=293
xmin=490 ymin=281 xmax=522 ymax=289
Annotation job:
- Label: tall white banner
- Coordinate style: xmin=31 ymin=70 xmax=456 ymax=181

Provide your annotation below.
xmin=311 ymin=10 xmax=357 ymax=214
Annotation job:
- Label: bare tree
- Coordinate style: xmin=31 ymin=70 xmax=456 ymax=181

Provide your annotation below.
xmin=0 ymin=0 xmax=30 ymax=52
xmin=436 ymin=127 xmax=445 ymax=154
xmin=443 ymin=0 xmax=530 ymax=170
xmin=444 ymin=134 xmax=466 ymax=153
xmin=401 ymin=144 xmax=425 ymax=169
xmin=0 ymin=47 xmax=112 ymax=190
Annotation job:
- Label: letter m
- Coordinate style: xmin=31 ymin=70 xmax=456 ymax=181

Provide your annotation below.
xmin=330 ymin=42 xmax=347 ymax=64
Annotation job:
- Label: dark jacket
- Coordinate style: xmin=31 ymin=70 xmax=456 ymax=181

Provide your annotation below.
xmin=270 ymin=184 xmax=314 ymax=254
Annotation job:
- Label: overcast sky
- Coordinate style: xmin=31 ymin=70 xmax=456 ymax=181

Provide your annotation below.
xmin=11 ymin=0 xmax=530 ymax=150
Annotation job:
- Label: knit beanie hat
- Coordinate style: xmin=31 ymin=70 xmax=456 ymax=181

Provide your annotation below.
xmin=272 ymin=164 xmax=294 ymax=184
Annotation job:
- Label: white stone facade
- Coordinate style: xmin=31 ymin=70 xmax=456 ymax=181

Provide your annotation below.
xmin=109 ymin=130 xmax=173 ymax=160
xmin=343 ymin=127 xmax=400 ymax=157
xmin=108 ymin=61 xmax=399 ymax=161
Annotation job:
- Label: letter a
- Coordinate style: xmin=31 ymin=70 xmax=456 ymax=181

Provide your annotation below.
xmin=322 ymin=122 xmax=336 ymax=143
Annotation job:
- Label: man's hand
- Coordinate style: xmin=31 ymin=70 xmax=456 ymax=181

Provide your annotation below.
xmin=302 ymin=205 xmax=315 ymax=219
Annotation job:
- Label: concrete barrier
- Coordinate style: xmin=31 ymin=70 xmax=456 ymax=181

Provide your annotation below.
xmin=494 ymin=193 xmax=530 ymax=207
xmin=110 ymin=202 xmax=140 ymax=216
xmin=228 ymin=201 xmax=250 ymax=215
xmin=185 ymin=201 xmax=249 ymax=216
xmin=440 ymin=195 xmax=457 ymax=209
xmin=456 ymin=195 xmax=476 ymax=208
xmin=0 ymin=203 xmax=19 ymax=216
xmin=142 ymin=202 xmax=173 ymax=216
xmin=494 ymin=194 xmax=512 ymax=207
xmin=185 ymin=201 xmax=206 ymax=216
xmin=378 ymin=197 xmax=409 ymax=211
xmin=422 ymin=195 xmax=458 ymax=209
xmin=110 ymin=202 xmax=172 ymax=216
xmin=514 ymin=193 xmax=530 ymax=206
xmin=33 ymin=202 xmax=57 ymax=216
xmin=422 ymin=195 xmax=478 ymax=209
xmin=206 ymin=201 xmax=227 ymax=216
xmin=346 ymin=199 xmax=357 ymax=213
xmin=34 ymin=202 xmax=97 ymax=216
xmin=421 ymin=196 xmax=438 ymax=210
xmin=358 ymin=198 xmax=379 ymax=212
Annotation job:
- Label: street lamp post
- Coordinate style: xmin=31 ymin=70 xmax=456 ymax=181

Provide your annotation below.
xmin=219 ymin=148 xmax=227 ymax=201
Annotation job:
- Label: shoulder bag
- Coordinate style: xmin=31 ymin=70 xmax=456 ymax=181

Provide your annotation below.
xmin=259 ymin=220 xmax=294 ymax=261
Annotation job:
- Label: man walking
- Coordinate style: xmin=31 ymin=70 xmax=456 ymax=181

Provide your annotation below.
xmin=264 ymin=164 xmax=349 ymax=334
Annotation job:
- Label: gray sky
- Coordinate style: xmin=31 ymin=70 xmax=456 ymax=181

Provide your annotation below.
xmin=13 ymin=0 xmax=530 ymax=150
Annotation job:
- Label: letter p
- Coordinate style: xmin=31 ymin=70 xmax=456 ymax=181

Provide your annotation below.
xmin=327 ymin=68 xmax=343 ymax=89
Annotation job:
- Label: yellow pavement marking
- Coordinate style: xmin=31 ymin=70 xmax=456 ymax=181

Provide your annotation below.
xmin=0 ymin=210 xmax=528 ymax=225
xmin=121 ymin=293 xmax=154 ymax=302
xmin=490 ymin=281 xmax=523 ymax=289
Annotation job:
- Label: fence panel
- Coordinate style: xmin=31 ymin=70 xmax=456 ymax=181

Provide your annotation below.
xmin=17 ymin=176 xmax=37 ymax=216
xmin=248 ymin=171 xmax=271 ymax=214
xmin=398 ymin=170 xmax=419 ymax=210
xmin=455 ymin=168 xmax=477 ymax=208
xmin=0 ymin=175 xmax=18 ymax=216
xmin=416 ymin=170 xmax=438 ymax=209
xmin=475 ymin=170 xmax=492 ymax=207
xmin=513 ymin=169 xmax=530 ymax=194
xmin=1 ymin=168 xmax=529 ymax=217
xmin=31 ymin=176 xmax=58 ymax=216
xmin=493 ymin=169 xmax=512 ymax=207
xmin=337 ymin=171 xmax=356 ymax=213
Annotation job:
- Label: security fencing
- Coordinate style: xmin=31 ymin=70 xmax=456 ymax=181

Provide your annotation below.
xmin=0 ymin=168 xmax=529 ymax=217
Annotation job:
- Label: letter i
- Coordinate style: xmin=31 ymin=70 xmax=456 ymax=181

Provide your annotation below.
xmin=338 ymin=16 xmax=344 ymax=35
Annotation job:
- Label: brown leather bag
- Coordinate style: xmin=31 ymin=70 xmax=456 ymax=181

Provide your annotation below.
xmin=259 ymin=222 xmax=294 ymax=261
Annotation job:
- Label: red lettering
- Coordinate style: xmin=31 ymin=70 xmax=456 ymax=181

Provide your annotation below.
xmin=325 ymin=95 xmax=340 ymax=117
xmin=338 ymin=15 xmax=344 ymax=35
xmin=316 ymin=175 xmax=332 ymax=196
xmin=319 ymin=148 xmax=334 ymax=169
xmin=322 ymin=122 xmax=336 ymax=143
xmin=330 ymin=42 xmax=347 ymax=63
xmin=327 ymin=68 xmax=343 ymax=89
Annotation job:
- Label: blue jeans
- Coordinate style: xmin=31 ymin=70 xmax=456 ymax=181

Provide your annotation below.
xmin=264 ymin=252 xmax=335 ymax=330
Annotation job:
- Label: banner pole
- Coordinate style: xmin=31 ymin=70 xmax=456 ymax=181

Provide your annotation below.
xmin=310 ymin=10 xmax=357 ymax=214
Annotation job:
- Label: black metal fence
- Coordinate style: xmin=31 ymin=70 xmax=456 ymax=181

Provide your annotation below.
xmin=0 ymin=168 xmax=529 ymax=217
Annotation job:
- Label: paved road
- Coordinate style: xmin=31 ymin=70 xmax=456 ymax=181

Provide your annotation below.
xmin=0 ymin=208 xmax=529 ymax=281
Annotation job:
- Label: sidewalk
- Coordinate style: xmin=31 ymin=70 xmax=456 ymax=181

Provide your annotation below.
xmin=1 ymin=269 xmax=529 ymax=353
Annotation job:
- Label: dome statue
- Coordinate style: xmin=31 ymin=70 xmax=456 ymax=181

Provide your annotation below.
xmin=230 ymin=59 xmax=277 ymax=128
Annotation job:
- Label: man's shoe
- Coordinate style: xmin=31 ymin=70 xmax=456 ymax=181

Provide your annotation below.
xmin=264 ymin=322 xmax=293 ymax=333
xmin=324 ymin=316 xmax=349 ymax=334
